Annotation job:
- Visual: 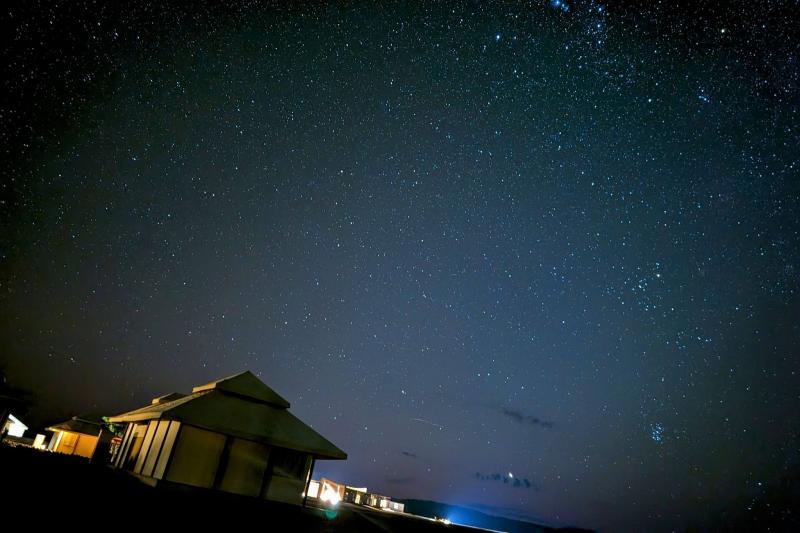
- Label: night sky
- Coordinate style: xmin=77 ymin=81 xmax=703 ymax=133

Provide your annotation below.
xmin=2 ymin=1 xmax=799 ymax=530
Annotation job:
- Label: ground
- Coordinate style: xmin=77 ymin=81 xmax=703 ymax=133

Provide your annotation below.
xmin=0 ymin=444 xmax=481 ymax=531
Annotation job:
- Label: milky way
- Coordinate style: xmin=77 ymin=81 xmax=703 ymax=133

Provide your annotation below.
xmin=2 ymin=2 xmax=799 ymax=530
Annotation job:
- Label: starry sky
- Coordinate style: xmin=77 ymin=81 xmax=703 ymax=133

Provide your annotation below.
xmin=2 ymin=1 xmax=799 ymax=531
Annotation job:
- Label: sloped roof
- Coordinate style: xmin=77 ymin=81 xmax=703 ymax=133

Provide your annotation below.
xmin=151 ymin=392 xmax=185 ymax=405
xmin=46 ymin=416 xmax=103 ymax=436
xmin=108 ymin=371 xmax=345 ymax=460
xmin=192 ymin=371 xmax=290 ymax=408
xmin=8 ymin=414 xmax=28 ymax=430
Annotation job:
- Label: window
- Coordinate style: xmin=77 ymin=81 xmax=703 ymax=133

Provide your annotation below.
xmin=166 ymin=425 xmax=226 ymax=488
xmin=268 ymin=447 xmax=306 ymax=480
xmin=219 ymin=438 xmax=270 ymax=496
xmin=153 ymin=421 xmax=180 ymax=479
xmin=141 ymin=420 xmax=171 ymax=477
xmin=124 ymin=424 xmax=148 ymax=470
xmin=133 ymin=421 xmax=158 ymax=474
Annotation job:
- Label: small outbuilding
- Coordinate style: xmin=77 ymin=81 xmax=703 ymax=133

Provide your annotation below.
xmin=46 ymin=416 xmax=104 ymax=459
xmin=2 ymin=413 xmax=28 ymax=438
xmin=108 ymin=371 xmax=346 ymax=505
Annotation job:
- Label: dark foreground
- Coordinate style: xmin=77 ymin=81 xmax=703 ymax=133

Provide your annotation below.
xmin=0 ymin=445 xmax=489 ymax=531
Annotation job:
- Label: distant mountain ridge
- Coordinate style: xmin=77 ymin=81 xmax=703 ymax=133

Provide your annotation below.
xmin=397 ymin=499 xmax=594 ymax=533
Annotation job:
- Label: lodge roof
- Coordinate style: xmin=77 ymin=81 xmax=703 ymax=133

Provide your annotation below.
xmin=108 ymin=371 xmax=346 ymax=460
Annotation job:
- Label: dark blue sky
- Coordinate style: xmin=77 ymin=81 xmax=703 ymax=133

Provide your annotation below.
xmin=2 ymin=1 xmax=799 ymax=530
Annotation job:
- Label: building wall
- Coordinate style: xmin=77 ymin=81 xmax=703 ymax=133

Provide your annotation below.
xmin=307 ymin=479 xmax=320 ymax=498
xmin=218 ymin=438 xmax=270 ymax=497
xmin=263 ymin=475 xmax=306 ymax=505
xmin=117 ymin=420 xmax=181 ymax=479
xmin=384 ymin=500 xmax=405 ymax=512
xmin=119 ymin=423 xmax=148 ymax=470
xmin=53 ymin=431 xmax=98 ymax=459
xmin=318 ymin=477 xmax=346 ymax=505
xmin=116 ymin=421 xmax=313 ymax=505
xmin=263 ymin=449 xmax=312 ymax=505
xmin=3 ymin=415 xmax=27 ymax=438
xmin=74 ymin=434 xmax=98 ymax=458
xmin=344 ymin=486 xmax=367 ymax=504
xmin=55 ymin=431 xmax=77 ymax=454
xmin=166 ymin=425 xmax=225 ymax=488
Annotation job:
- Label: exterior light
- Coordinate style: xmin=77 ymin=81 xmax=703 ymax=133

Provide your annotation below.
xmin=320 ymin=484 xmax=341 ymax=506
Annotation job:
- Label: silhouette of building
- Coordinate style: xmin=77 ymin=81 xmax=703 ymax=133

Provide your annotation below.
xmin=108 ymin=371 xmax=346 ymax=505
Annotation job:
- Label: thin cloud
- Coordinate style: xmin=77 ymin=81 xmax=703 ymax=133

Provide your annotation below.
xmin=499 ymin=407 xmax=554 ymax=429
xmin=474 ymin=472 xmax=538 ymax=490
